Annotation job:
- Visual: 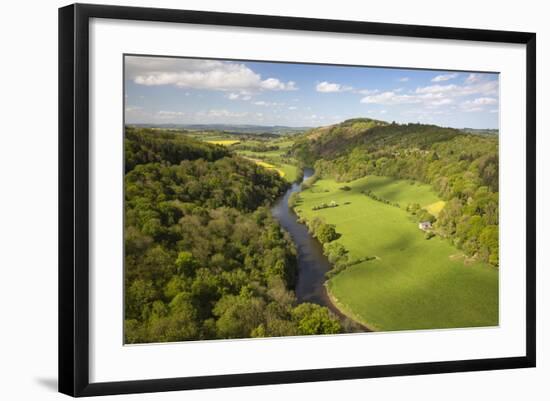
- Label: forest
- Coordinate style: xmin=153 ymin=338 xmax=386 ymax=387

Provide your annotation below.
xmin=291 ymin=118 xmax=499 ymax=266
xmin=124 ymin=127 xmax=341 ymax=344
xmin=124 ymin=117 xmax=500 ymax=340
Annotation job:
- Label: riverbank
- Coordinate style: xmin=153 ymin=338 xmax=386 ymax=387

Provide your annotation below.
xmin=270 ymin=168 xmax=370 ymax=333
xmin=324 ymin=283 xmax=376 ymax=332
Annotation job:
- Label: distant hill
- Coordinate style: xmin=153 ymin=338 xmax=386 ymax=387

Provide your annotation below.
xmin=129 ymin=123 xmax=311 ymax=136
xmin=460 ymin=128 xmax=499 ymax=136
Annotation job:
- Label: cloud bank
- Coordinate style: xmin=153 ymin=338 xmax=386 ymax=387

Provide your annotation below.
xmin=126 ymin=56 xmax=297 ymax=92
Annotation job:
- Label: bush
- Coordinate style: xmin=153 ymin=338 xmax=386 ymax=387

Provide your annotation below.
xmin=312 ymin=201 xmax=339 ymax=211
xmin=316 ymin=224 xmax=339 ymax=244
xmin=323 ymin=242 xmax=348 ymax=264
xmin=288 ymin=192 xmax=301 ymax=209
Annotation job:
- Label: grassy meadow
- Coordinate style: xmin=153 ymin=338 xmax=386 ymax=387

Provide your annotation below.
xmin=191 ymin=132 xmax=301 ymax=183
xmin=296 ymin=176 xmax=499 ymax=331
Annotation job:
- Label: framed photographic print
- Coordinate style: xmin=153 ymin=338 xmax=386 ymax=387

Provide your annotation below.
xmin=58 ymin=3 xmax=536 ymax=397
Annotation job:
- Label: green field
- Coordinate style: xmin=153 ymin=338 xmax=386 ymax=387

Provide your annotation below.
xmin=297 ymin=176 xmax=499 ymax=331
xmin=356 ymin=176 xmax=440 ymax=207
xmin=233 ymin=139 xmax=299 ymax=183
xmin=189 ymin=132 xmax=300 ymax=183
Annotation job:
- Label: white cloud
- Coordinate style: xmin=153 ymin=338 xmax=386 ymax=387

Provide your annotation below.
xmin=415 ymin=80 xmax=497 ymax=97
xmin=470 ymin=97 xmax=498 ymax=105
xmin=288 ymin=106 xmax=298 ymax=110
xmin=155 ymin=110 xmax=188 ymax=119
xmin=460 ymin=97 xmax=498 ymax=112
xmin=126 ymin=56 xmax=297 ymax=92
xmin=253 ymin=100 xmax=285 ymax=107
xmin=415 ymin=84 xmax=459 ymax=94
xmin=398 ymin=77 xmax=409 ymax=82
xmin=431 ymin=73 xmax=458 ymax=82
xmin=429 ymin=98 xmax=453 ymax=107
xmin=361 ymin=78 xmax=497 ymax=110
xmin=260 ymin=78 xmax=297 ymax=91
xmin=357 ymin=88 xmax=379 ymax=95
xmin=360 ymin=91 xmax=420 ymax=105
xmin=225 ymin=92 xmax=252 ymax=101
xmin=316 ymin=81 xmax=352 ymax=93
xmin=200 ymin=109 xmax=248 ymax=118
xmin=157 ymin=109 xmax=249 ymax=120
xmin=465 ymin=73 xmax=481 ymax=84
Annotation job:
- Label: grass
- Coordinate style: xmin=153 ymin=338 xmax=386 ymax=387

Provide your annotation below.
xmin=244 ymin=157 xmax=292 ymax=180
xmin=279 ymin=163 xmax=299 ymax=183
xmin=351 ymin=176 xmax=440 ymax=208
xmin=297 ymin=176 xmax=498 ymax=331
xmin=235 ymin=139 xmax=299 ymax=183
xmin=186 ymin=133 xmax=301 ymax=183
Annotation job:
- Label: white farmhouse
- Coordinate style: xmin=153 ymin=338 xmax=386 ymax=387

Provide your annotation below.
xmin=418 ymin=221 xmax=432 ymax=231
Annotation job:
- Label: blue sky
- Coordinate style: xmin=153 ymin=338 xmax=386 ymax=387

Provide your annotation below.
xmin=125 ymin=56 xmax=499 ymax=129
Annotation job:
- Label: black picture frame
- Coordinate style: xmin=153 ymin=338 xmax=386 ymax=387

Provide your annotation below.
xmin=59 ymin=3 xmax=536 ymax=397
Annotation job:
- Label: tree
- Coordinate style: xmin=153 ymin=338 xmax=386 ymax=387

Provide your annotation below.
xmin=316 ymin=223 xmax=339 ymax=244
xmin=323 ymin=241 xmax=348 ymax=265
xmin=175 ymin=251 xmax=198 ymax=276
xmin=214 ymin=294 xmax=266 ymax=338
xmin=288 ymin=192 xmax=301 ymax=208
xmin=292 ymin=303 xmax=341 ymax=335
xmin=126 ymin=279 xmax=156 ymax=320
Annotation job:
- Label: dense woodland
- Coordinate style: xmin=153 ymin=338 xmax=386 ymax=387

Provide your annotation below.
xmin=291 ymin=118 xmax=499 ymax=266
xmin=124 ymin=127 xmax=341 ymax=343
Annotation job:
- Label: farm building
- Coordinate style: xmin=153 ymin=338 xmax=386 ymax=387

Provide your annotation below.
xmin=418 ymin=221 xmax=432 ymax=231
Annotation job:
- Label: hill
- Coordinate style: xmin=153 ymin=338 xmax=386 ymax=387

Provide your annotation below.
xmin=291 ymin=118 xmax=499 ymax=266
xmin=129 ymin=123 xmax=311 ymax=136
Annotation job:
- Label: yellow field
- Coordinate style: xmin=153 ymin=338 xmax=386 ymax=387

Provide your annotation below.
xmin=425 ymin=200 xmax=446 ymax=216
xmin=206 ymin=140 xmax=240 ymax=146
xmin=245 ymin=157 xmax=285 ymax=177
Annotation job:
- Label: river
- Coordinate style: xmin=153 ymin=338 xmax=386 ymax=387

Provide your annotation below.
xmin=271 ymin=168 xmax=362 ymax=328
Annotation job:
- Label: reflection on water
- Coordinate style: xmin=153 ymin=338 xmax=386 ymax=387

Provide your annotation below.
xmin=271 ymin=168 xmax=333 ymax=305
xmin=271 ymin=167 xmax=365 ymax=334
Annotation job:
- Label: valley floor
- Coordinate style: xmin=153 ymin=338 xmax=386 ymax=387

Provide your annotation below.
xmin=296 ymin=175 xmax=499 ymax=331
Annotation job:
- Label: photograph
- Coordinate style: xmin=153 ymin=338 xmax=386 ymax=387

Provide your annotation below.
xmin=123 ymin=55 xmax=500 ymax=344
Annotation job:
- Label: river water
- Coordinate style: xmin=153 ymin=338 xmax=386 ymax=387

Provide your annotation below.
xmin=271 ymin=168 xmax=333 ymax=305
xmin=270 ymin=168 xmax=360 ymax=328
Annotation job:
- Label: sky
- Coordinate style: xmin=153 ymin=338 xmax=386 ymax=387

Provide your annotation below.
xmin=124 ymin=55 xmax=499 ymax=129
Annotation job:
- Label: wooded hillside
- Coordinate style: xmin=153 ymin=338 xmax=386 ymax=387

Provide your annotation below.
xmin=291 ymin=119 xmax=499 ymax=266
